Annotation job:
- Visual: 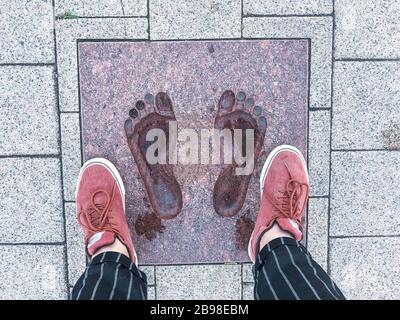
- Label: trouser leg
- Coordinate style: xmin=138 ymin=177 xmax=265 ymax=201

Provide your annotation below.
xmin=254 ymin=237 xmax=345 ymax=300
xmin=71 ymin=252 xmax=147 ymax=300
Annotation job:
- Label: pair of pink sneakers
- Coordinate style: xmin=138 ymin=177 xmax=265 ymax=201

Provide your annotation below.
xmin=75 ymin=145 xmax=309 ymax=265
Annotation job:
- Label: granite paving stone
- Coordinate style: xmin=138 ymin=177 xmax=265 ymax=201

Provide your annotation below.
xmin=147 ymin=286 xmax=156 ymax=300
xmin=242 ymin=263 xmax=254 ymax=283
xmin=60 ymin=113 xmax=81 ymax=201
xmin=330 ymin=237 xmax=400 ymax=300
xmin=307 ymin=198 xmax=328 ymax=270
xmin=0 ymin=245 xmax=67 ymax=299
xmin=156 ymin=264 xmax=241 ymax=299
xmin=55 ymin=0 xmax=147 ymax=17
xmin=335 ymin=0 xmax=400 ymax=58
xmin=0 ymin=158 xmax=64 ymax=243
xmin=0 ymin=0 xmax=54 ymax=63
xmin=243 ymin=0 xmax=333 ymax=15
xmin=242 ymin=283 xmax=254 ymax=300
xmin=150 ymin=0 xmax=241 ymax=39
xmin=331 ymin=151 xmax=400 ymax=236
xmin=123 ymin=0 xmax=148 ymax=16
xmin=309 ymin=110 xmax=330 ymax=196
xmin=65 ymin=203 xmax=86 ymax=286
xmin=140 ymin=266 xmax=155 ymax=285
xmin=332 ymin=62 xmax=400 ymax=150
xmin=78 ymin=40 xmax=308 ymax=264
xmin=0 ymin=66 xmax=59 ymax=156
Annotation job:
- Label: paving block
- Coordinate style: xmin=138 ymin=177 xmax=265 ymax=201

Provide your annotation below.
xmin=55 ymin=17 xmax=148 ymax=112
xmin=335 ymin=0 xmax=400 ymax=58
xmin=0 ymin=0 xmax=54 ymax=63
xmin=0 ymin=66 xmax=59 ymax=155
xmin=156 ymin=264 xmax=241 ymax=299
xmin=330 ymin=237 xmax=400 ymax=300
xmin=243 ymin=17 xmax=332 ymax=109
xmin=55 ymin=0 xmax=147 ymax=17
xmin=123 ymin=0 xmax=148 ymax=16
xmin=332 ymin=62 xmax=400 ymax=150
xmin=78 ymin=39 xmax=307 ymax=264
xmin=242 ymin=263 xmax=254 ymax=283
xmin=0 ymin=245 xmax=67 ymax=299
xmin=0 ymin=158 xmax=64 ymax=243
xmin=331 ymin=151 xmax=400 ymax=236
xmin=65 ymin=203 xmax=86 ymax=286
xmin=150 ymin=0 xmax=241 ymax=39
xmin=243 ymin=0 xmax=333 ymax=15
xmin=140 ymin=266 xmax=155 ymax=285
xmin=60 ymin=113 xmax=81 ymax=201
xmin=307 ymin=197 xmax=328 ymax=270
xmin=242 ymin=282 xmax=254 ymax=300
xmin=147 ymin=286 xmax=155 ymax=300
xmin=309 ymin=110 xmax=330 ymax=196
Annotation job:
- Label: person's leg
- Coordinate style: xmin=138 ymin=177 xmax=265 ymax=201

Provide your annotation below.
xmin=71 ymin=239 xmax=147 ymax=300
xmin=253 ymin=225 xmax=345 ymax=300
xmin=71 ymin=158 xmax=147 ymax=300
xmin=248 ymin=145 xmax=345 ymax=300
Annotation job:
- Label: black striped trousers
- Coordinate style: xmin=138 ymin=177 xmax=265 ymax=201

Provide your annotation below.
xmin=71 ymin=237 xmax=345 ymax=300
xmin=71 ymin=252 xmax=147 ymax=300
xmin=254 ymin=237 xmax=345 ymax=300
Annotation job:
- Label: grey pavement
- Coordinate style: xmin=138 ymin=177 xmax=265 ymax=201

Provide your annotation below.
xmin=0 ymin=0 xmax=399 ymax=300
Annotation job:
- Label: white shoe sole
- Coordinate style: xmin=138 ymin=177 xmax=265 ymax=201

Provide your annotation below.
xmin=247 ymin=145 xmax=309 ymax=263
xmin=75 ymin=158 xmax=138 ymax=265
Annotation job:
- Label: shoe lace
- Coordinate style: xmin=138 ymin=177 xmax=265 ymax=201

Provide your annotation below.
xmin=266 ymin=162 xmax=309 ymax=230
xmin=77 ymin=182 xmax=121 ymax=236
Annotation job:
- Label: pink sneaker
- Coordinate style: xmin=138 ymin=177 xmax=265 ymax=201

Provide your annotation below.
xmin=75 ymin=158 xmax=138 ymax=264
xmin=248 ymin=145 xmax=309 ymax=263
